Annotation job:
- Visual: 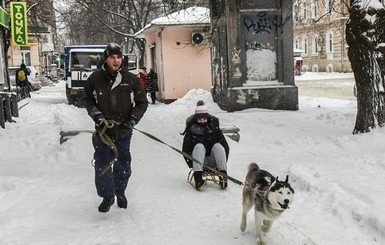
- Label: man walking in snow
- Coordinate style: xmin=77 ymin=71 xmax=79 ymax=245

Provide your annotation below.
xmin=182 ymin=102 xmax=229 ymax=190
xmin=84 ymin=43 xmax=148 ymax=213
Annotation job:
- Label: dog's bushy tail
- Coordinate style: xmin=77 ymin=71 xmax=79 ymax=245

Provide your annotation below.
xmin=248 ymin=162 xmax=260 ymax=172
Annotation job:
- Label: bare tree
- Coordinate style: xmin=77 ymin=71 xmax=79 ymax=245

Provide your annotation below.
xmin=346 ymin=0 xmax=385 ymax=133
xmin=56 ymin=0 xmax=208 ymax=66
xmin=294 ymin=0 xmax=385 ymax=134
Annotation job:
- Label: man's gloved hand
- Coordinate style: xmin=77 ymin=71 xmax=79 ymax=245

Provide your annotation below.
xmin=122 ymin=115 xmax=138 ymax=130
xmin=93 ymin=114 xmax=105 ymax=126
xmin=126 ymin=119 xmax=136 ymax=129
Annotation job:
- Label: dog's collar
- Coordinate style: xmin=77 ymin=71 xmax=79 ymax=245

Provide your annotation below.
xmin=255 ymin=189 xmax=267 ymax=198
xmin=252 ymin=186 xmax=288 ymax=213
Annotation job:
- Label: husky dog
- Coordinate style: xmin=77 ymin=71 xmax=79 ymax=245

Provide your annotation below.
xmin=240 ymin=163 xmax=294 ymax=245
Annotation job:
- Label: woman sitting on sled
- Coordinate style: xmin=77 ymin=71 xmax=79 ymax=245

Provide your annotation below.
xmin=181 ymin=101 xmax=230 ymax=190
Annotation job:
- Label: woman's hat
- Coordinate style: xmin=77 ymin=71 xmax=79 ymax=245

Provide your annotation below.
xmin=195 ymin=105 xmax=208 ymax=119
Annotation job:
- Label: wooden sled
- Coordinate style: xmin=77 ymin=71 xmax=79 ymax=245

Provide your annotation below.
xmin=187 ymin=168 xmax=226 ymax=189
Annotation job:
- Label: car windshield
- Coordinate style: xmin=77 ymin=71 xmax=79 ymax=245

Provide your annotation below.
xmin=70 ymin=52 xmax=103 ymax=70
xmin=8 ymin=68 xmax=17 ymax=76
xmin=8 ymin=67 xmax=34 ymax=78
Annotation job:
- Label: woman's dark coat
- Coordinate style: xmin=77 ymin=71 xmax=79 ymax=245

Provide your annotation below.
xmin=182 ymin=115 xmax=229 ymax=168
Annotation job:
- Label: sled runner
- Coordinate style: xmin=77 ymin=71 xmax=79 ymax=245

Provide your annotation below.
xmin=187 ymin=168 xmax=227 ymax=189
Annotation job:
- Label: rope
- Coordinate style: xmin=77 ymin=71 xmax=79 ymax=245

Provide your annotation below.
xmin=133 ymin=128 xmax=244 ymax=186
xmin=96 ymin=119 xmax=119 ymax=175
xmin=94 ymin=119 xmax=245 ymax=186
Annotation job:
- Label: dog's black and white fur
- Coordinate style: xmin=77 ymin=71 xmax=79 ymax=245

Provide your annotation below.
xmin=240 ymin=163 xmax=294 ymax=245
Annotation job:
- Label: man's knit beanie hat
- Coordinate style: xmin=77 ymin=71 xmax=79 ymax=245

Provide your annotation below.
xmin=104 ymin=43 xmax=123 ymax=60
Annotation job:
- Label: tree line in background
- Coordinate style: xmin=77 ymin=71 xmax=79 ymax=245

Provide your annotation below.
xmin=54 ymin=0 xmax=209 ymax=66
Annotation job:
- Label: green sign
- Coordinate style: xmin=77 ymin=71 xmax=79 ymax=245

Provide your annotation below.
xmin=10 ymin=2 xmax=28 ymax=46
xmin=0 ymin=7 xmax=9 ymax=28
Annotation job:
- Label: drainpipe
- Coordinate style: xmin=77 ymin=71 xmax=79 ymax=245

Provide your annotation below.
xmin=340 ymin=4 xmax=346 ymax=73
xmin=340 ymin=18 xmax=344 ymax=72
xmin=159 ymin=27 xmax=165 ymax=102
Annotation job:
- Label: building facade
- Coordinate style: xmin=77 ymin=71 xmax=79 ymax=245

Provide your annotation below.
xmin=293 ymin=0 xmax=352 ymax=73
xmin=6 ymin=0 xmax=57 ymax=78
xmin=135 ymin=7 xmax=212 ymax=103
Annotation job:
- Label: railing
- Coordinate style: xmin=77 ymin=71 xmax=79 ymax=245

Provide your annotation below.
xmin=0 ymin=87 xmax=30 ymax=129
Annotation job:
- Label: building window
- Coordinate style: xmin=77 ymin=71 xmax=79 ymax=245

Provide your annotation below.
xmin=325 ymin=0 xmax=333 ymax=15
xmin=302 ymin=65 xmax=309 ymax=72
xmin=300 ymin=2 xmax=307 ymax=20
xmin=21 ymin=51 xmax=31 ymax=66
xmin=312 ymin=64 xmax=319 ymax=72
xmin=302 ymin=37 xmax=308 ymax=55
xmin=312 ymin=34 xmax=320 ymax=55
xmin=326 ymin=32 xmax=334 ymax=52
xmin=294 ymin=39 xmax=300 ymax=49
xmin=20 ymin=46 xmax=31 ymax=66
xmin=311 ymin=0 xmax=319 ymax=19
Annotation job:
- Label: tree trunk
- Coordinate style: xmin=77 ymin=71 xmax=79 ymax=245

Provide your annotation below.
xmin=346 ymin=2 xmax=385 ymax=134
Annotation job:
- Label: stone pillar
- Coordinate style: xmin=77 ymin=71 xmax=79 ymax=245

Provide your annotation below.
xmin=210 ymin=0 xmax=298 ymax=111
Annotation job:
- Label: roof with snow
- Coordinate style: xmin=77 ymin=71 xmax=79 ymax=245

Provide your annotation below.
xmin=135 ymin=6 xmax=210 ymax=38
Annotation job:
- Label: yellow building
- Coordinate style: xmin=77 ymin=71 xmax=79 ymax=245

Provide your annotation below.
xmin=293 ymin=0 xmax=351 ymax=72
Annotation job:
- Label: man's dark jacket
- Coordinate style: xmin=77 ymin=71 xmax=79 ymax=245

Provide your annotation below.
xmin=83 ymin=66 xmax=148 ymax=135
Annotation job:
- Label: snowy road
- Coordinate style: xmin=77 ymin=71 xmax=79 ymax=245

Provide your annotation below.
xmin=295 ymin=72 xmax=356 ymax=101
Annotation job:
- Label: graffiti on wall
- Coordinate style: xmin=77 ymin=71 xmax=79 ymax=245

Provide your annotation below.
xmin=242 ymin=11 xmax=282 ymax=82
xmin=243 ymin=11 xmax=285 ymax=35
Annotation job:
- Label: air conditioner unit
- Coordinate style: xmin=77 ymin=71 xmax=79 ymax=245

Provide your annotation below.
xmin=191 ymin=32 xmax=208 ymax=45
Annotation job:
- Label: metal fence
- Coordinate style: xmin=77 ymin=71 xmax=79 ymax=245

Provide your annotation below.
xmin=0 ymin=87 xmax=30 ymax=129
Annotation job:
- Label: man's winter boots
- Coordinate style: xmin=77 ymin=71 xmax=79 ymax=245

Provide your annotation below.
xmin=116 ymin=193 xmax=127 ymax=209
xmin=193 ymin=171 xmax=206 ymax=190
xmin=219 ymin=170 xmax=228 ymax=189
xmin=98 ymin=197 xmax=115 ymax=213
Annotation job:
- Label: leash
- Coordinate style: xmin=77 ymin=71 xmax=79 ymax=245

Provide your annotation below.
xmin=94 ymin=119 xmax=245 ymax=186
xmin=133 ymin=127 xmax=244 ymax=186
xmin=95 ymin=119 xmax=119 ymax=175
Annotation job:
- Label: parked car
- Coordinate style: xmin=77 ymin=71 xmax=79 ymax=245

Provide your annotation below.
xmin=8 ymin=66 xmax=42 ymax=91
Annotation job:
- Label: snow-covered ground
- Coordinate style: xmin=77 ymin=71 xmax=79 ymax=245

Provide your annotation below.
xmin=295 ymin=72 xmax=356 ymax=100
xmin=1 ymin=75 xmax=384 ymax=245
